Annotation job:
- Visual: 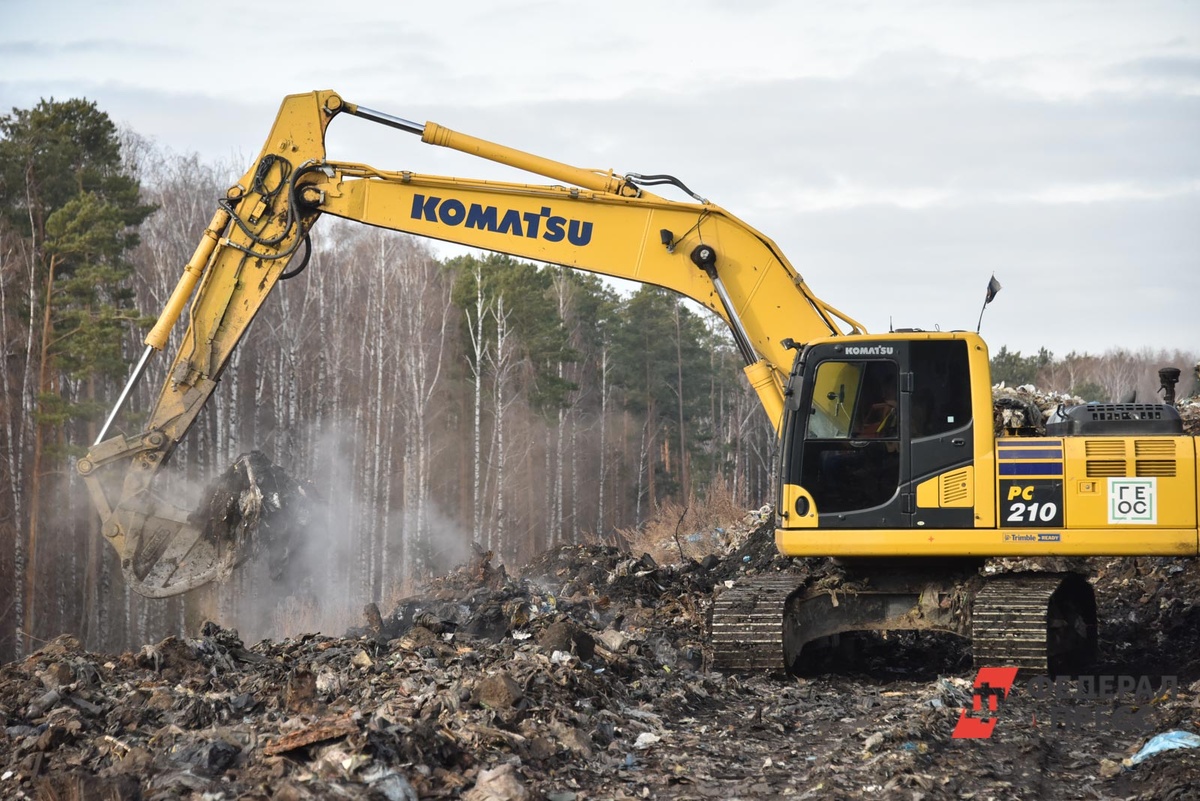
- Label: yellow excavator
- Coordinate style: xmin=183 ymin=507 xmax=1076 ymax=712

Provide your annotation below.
xmin=79 ymin=90 xmax=1198 ymax=674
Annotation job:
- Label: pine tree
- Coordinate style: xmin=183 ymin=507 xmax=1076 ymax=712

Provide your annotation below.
xmin=610 ymin=287 xmax=712 ymax=510
xmin=0 ymin=98 xmax=152 ymax=654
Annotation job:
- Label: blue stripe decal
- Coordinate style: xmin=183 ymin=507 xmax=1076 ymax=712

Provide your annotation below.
xmin=997 ymin=440 xmax=1062 ymax=448
xmin=998 ymin=462 xmax=1064 ymax=476
xmin=998 ymin=449 xmax=1064 ymax=460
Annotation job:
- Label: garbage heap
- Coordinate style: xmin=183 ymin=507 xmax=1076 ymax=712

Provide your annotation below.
xmin=0 ymin=531 xmax=813 ymax=800
xmin=7 ymin=419 xmax=1200 ymax=801
xmin=992 ymin=384 xmax=1084 ymax=435
xmin=993 ymin=383 xmax=1200 ymax=436
xmin=1178 ymin=397 xmax=1200 ymax=436
xmin=5 ymin=520 xmax=1200 ymax=800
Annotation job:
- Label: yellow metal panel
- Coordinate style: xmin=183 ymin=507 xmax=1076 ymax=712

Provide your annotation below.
xmin=940 ymin=466 xmax=974 ymax=507
xmin=969 ymin=339 xmax=996 ymax=526
xmin=779 ymin=483 xmax=818 ymax=528
xmin=915 ymin=468 xmax=973 ymax=509
xmin=776 ymin=527 xmax=1199 ymax=557
xmin=916 ymin=476 xmax=941 ymax=508
xmin=1063 ymin=437 xmax=1197 ymax=528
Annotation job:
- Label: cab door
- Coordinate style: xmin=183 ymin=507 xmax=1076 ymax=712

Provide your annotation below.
xmin=792 ymin=346 xmax=905 ymax=528
xmin=784 ymin=338 xmax=975 ymax=529
xmin=905 ymin=339 xmax=975 ymax=528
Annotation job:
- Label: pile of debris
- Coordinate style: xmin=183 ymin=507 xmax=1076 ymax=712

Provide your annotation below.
xmin=4 ymin=517 xmax=1200 ymax=799
xmin=1177 ymin=397 xmax=1200 ymax=435
xmin=992 ymin=384 xmax=1084 ymax=435
xmin=610 ymin=505 xmax=775 ymax=570
xmin=993 ymin=383 xmax=1200 ymax=436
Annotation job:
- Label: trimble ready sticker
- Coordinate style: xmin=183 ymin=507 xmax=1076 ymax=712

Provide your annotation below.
xmin=1108 ymin=478 xmax=1157 ymax=525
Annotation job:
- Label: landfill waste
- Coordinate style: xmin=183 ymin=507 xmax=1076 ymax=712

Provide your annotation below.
xmin=1178 ymin=396 xmax=1200 ymax=436
xmin=4 ymin=515 xmax=1199 ymax=799
xmin=995 ymin=382 xmax=1200 ymax=437
xmin=3 ymin=390 xmax=1200 ymax=798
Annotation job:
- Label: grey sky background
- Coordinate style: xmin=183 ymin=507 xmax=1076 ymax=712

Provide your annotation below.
xmin=2 ymin=0 xmax=1197 ymax=358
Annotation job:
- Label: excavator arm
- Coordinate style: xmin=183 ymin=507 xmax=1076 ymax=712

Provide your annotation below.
xmin=80 ymin=90 xmax=863 ymax=597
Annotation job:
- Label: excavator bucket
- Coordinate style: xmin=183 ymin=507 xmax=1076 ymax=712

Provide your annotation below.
xmin=100 ymin=453 xmax=311 ymax=598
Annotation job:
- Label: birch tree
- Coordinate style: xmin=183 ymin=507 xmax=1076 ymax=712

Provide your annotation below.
xmin=350 ymin=232 xmax=454 ymax=589
xmin=489 ymin=296 xmax=517 ymax=553
xmin=0 ymin=98 xmax=151 ymax=654
xmin=464 ymin=260 xmax=491 ymax=543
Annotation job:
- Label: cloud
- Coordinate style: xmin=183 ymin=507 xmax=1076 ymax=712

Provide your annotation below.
xmin=770 ymin=192 xmax=1200 ymax=356
xmin=1 ymin=1 xmax=1196 ymax=358
xmin=0 ymin=38 xmax=177 ymax=57
xmin=1106 ymin=55 xmax=1200 ymax=85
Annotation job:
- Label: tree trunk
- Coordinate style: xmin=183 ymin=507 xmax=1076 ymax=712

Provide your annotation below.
xmin=0 ymin=235 xmax=34 ymax=660
xmin=597 ymin=347 xmax=608 ymax=537
xmin=81 ymin=373 xmax=101 ymax=647
xmin=674 ymin=305 xmax=689 ymax=494
xmin=492 ymin=299 xmax=513 ymax=555
xmin=569 ymin=405 xmax=578 ymax=544
xmin=24 ymin=253 xmax=59 ymax=653
xmin=468 ymin=263 xmax=487 ymax=545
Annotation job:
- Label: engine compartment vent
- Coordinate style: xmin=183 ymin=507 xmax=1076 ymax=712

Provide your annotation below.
xmin=1046 ymin=403 xmax=1183 ymax=437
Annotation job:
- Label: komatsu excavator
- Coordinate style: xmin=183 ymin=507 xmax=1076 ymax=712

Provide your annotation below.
xmin=80 ymin=90 xmax=1199 ymax=674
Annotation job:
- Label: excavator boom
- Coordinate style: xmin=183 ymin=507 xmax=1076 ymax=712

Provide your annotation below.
xmin=81 ymin=90 xmax=863 ymax=597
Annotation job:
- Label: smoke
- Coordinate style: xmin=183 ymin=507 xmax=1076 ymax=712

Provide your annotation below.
xmin=208 ymin=419 xmax=476 ymax=644
xmin=207 ymin=422 xmax=363 ymax=643
xmin=416 ymin=501 xmax=476 ymax=586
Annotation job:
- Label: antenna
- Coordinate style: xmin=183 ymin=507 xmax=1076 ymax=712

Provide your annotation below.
xmin=976 ymin=275 xmax=1002 ymax=333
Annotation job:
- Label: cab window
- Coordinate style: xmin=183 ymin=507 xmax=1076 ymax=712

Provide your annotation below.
xmin=909 ymin=340 xmax=971 ymax=438
xmin=805 ymin=361 xmax=899 ymax=441
xmin=800 ymin=360 xmax=900 ymax=514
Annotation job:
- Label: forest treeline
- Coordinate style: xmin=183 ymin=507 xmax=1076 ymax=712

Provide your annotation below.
xmin=0 ymin=100 xmax=1194 ymax=662
xmin=989 ymin=345 xmax=1198 ymax=403
xmin=0 ymin=99 xmax=774 ymax=660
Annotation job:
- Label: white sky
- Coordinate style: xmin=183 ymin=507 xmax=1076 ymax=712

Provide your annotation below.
xmin=2 ymin=0 xmax=1198 ymax=357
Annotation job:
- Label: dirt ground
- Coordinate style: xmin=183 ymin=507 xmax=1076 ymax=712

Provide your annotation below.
xmin=3 ymin=514 xmax=1199 ymax=801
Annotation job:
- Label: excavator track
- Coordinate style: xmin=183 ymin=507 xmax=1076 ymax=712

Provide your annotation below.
xmin=971 ymin=572 xmax=1096 ymax=674
xmin=709 ymin=569 xmax=1097 ymax=676
xmin=709 ymin=575 xmax=803 ymax=671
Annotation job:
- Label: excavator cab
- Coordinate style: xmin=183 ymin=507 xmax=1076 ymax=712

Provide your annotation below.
xmin=778 ymin=334 xmax=978 ymax=534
